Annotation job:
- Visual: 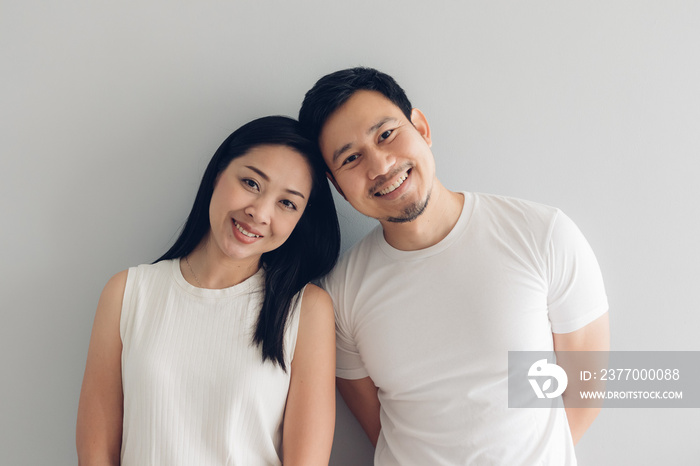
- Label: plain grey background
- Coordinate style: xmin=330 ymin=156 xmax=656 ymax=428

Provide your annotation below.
xmin=2 ymin=1 xmax=699 ymax=464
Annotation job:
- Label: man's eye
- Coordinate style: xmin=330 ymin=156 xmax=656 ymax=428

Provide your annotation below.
xmin=379 ymin=129 xmax=393 ymax=141
xmin=342 ymin=154 xmax=359 ymax=166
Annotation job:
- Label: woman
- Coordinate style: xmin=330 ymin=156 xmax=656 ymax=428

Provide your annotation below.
xmin=76 ymin=116 xmax=340 ymax=465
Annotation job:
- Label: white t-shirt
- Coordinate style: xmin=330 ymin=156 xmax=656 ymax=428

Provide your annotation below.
xmin=323 ymin=192 xmax=608 ymax=465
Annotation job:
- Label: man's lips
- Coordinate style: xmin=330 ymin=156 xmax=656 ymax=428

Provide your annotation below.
xmin=373 ymin=168 xmax=411 ymax=197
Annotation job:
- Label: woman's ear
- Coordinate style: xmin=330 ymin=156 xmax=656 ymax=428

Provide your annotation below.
xmin=410 ymin=108 xmax=432 ymax=147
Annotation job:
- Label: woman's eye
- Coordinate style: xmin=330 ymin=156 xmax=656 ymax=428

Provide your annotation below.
xmin=243 ymin=179 xmax=259 ymax=190
xmin=281 ymin=199 xmax=297 ymax=210
xmin=379 ymin=129 xmax=393 ymax=141
xmin=342 ymin=154 xmax=359 ymax=166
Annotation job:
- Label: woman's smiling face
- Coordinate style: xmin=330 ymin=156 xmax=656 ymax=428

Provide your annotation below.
xmin=207 ymin=144 xmax=313 ymax=265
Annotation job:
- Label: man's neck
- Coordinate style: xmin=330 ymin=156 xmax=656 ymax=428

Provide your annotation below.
xmin=380 ymin=181 xmax=464 ymax=251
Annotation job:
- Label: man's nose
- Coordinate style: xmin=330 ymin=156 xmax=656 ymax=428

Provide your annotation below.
xmin=366 ymin=149 xmax=396 ymax=180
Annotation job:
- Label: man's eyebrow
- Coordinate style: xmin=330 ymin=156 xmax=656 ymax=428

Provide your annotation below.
xmin=331 ymin=117 xmax=397 ymax=164
xmin=244 ymin=165 xmax=305 ymax=199
xmin=332 ymin=142 xmax=354 ymax=165
xmin=367 ymin=117 xmax=395 ymax=135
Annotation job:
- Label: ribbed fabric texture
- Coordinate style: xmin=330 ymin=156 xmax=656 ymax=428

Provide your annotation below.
xmin=119 ymin=259 xmax=302 ymax=466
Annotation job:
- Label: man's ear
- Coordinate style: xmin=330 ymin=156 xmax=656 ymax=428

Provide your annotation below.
xmin=410 ymin=108 xmax=432 ymax=147
xmin=326 ymin=172 xmax=346 ymax=200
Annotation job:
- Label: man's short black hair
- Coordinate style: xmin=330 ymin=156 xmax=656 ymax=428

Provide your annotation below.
xmin=299 ymin=67 xmax=413 ymax=147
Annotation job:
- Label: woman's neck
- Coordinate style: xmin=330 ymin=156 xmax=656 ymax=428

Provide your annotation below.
xmin=181 ymin=235 xmax=261 ymax=289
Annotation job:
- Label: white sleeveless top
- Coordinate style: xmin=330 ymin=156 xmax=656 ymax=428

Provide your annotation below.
xmin=119 ymin=259 xmax=303 ymax=466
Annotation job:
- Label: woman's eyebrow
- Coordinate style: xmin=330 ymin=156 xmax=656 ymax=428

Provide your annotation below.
xmin=245 ymin=165 xmax=306 ymax=199
xmin=245 ymin=165 xmax=269 ymax=181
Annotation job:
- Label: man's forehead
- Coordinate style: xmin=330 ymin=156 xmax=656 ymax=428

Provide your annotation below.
xmin=318 ymin=90 xmax=406 ymax=163
xmin=335 ymin=90 xmax=397 ymax=120
xmin=321 ymin=91 xmax=402 ymax=140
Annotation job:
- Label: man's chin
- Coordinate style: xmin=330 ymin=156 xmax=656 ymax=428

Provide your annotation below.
xmin=385 ymin=192 xmax=431 ymax=224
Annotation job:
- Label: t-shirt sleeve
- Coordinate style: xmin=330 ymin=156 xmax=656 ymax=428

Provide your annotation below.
xmin=320 ymin=270 xmax=370 ymax=380
xmin=546 ymin=210 xmax=609 ymax=333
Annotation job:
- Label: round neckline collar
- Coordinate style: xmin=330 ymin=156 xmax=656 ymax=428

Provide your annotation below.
xmin=375 ymin=192 xmax=475 ymax=261
xmin=171 ymin=258 xmax=264 ymax=298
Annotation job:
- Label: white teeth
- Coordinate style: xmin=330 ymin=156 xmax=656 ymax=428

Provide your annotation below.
xmin=234 ymin=221 xmax=260 ymax=238
xmin=378 ymin=172 xmax=409 ymax=196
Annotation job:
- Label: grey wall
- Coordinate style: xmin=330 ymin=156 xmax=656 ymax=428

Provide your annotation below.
xmin=2 ymin=1 xmax=699 ymax=464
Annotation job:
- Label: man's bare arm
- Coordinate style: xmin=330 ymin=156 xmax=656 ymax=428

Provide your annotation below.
xmin=553 ymin=311 xmax=610 ymax=445
xmin=336 ymin=376 xmax=381 ymax=447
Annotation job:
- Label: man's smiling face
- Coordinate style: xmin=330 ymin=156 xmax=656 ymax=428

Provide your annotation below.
xmin=319 ymin=90 xmax=435 ymax=224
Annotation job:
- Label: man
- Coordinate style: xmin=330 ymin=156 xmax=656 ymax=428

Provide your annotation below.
xmin=299 ymin=67 xmax=609 ymax=465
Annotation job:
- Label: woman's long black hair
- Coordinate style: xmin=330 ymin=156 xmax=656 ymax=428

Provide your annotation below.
xmin=156 ymin=116 xmax=340 ymax=371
